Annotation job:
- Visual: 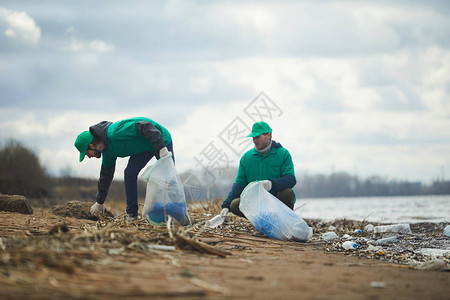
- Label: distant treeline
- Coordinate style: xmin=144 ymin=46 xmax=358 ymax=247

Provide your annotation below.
xmin=183 ymin=171 xmax=450 ymax=201
xmin=1 ymin=140 xmax=449 ymax=200
xmin=293 ymin=172 xmax=450 ymax=198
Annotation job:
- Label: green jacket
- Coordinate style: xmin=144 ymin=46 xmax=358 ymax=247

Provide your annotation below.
xmin=94 ymin=117 xmax=172 ymax=168
xmin=222 ymin=141 xmax=296 ymax=209
xmin=90 ymin=117 xmax=172 ymax=204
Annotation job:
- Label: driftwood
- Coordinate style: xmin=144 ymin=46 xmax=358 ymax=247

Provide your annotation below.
xmin=166 ymin=216 xmax=230 ymax=258
xmin=173 ymin=232 xmax=230 ymax=258
xmin=0 ymin=194 xmax=33 ymax=214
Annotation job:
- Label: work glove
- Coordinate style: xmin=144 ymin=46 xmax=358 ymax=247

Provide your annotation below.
xmin=159 ymin=147 xmax=169 ymax=159
xmin=90 ymin=202 xmax=105 ymax=216
xmin=261 ymin=180 xmax=272 ymax=191
xmin=220 ymin=208 xmax=229 ymax=217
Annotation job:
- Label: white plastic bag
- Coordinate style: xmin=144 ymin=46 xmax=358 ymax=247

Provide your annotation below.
xmin=141 ymin=154 xmax=191 ymax=226
xmin=239 ymin=181 xmax=313 ymax=242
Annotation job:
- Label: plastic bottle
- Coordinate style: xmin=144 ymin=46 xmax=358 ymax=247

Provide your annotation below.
xmin=205 ymin=215 xmax=225 ymax=228
xmin=444 ymin=225 xmax=450 ymax=237
xmin=354 ymin=229 xmax=363 ymax=233
xmin=364 ymin=224 xmax=374 ymax=233
xmin=374 ymin=224 xmax=412 ymax=234
xmin=375 ymin=235 xmax=398 ymax=245
xmin=342 ymin=241 xmax=358 ymax=250
xmin=322 ymin=232 xmax=338 ymax=241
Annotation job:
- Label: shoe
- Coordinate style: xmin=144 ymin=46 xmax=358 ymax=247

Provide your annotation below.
xmin=126 ymin=214 xmax=138 ymax=222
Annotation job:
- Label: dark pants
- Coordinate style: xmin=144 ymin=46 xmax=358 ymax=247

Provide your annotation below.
xmin=229 ymin=188 xmax=295 ymax=218
xmin=124 ymin=142 xmax=174 ymax=217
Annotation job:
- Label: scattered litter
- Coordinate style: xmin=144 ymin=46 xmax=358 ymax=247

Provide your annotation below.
xmin=375 ymin=236 xmax=398 ymax=245
xmin=419 ymin=248 xmax=450 ymax=258
xmin=370 ymin=281 xmax=386 ymax=288
xmin=342 ymin=241 xmax=357 ymax=250
xmin=414 ymin=259 xmax=449 ymax=271
xmin=307 ymin=219 xmax=449 ymax=268
xmin=374 ymin=224 xmax=412 ymax=235
xmin=444 ymin=225 xmax=450 ymax=237
xmin=205 ymin=214 xmax=225 ymax=228
xmin=148 ymin=244 xmax=176 ymax=251
xmin=322 ymin=232 xmax=338 ymax=241
xmin=364 ymin=224 xmax=374 ymax=233
xmin=0 ymin=202 xmax=231 ymax=278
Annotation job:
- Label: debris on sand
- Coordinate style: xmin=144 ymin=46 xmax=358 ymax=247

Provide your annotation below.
xmin=166 ymin=216 xmax=230 ymax=257
xmin=307 ymin=219 xmax=450 ymax=268
xmin=0 ymin=203 xmax=232 ymax=281
xmin=414 ymin=259 xmax=449 ymax=271
xmin=0 ymin=199 xmax=448 ymax=285
xmin=50 ymin=200 xmax=115 ymax=220
xmin=0 ymin=194 xmax=33 ymax=214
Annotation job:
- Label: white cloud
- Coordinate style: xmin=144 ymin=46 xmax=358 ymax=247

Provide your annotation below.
xmin=65 ymin=37 xmax=114 ymax=53
xmin=1 ymin=1 xmax=449 ymax=183
xmin=89 ymin=40 xmax=115 ymax=52
xmin=3 ymin=10 xmax=40 ymax=46
xmin=420 ymin=47 xmax=450 ymax=113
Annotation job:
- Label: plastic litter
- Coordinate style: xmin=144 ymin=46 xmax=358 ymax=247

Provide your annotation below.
xmin=375 ymin=235 xmax=398 ymax=245
xmin=364 ymin=224 xmax=374 ymax=233
xmin=444 ymin=225 xmax=450 ymax=237
xmin=414 ymin=259 xmax=448 ymax=271
xmin=342 ymin=241 xmax=358 ymax=250
xmin=205 ymin=215 xmax=225 ymax=228
xmin=322 ymin=232 xmax=338 ymax=240
xmin=239 ymin=181 xmax=313 ymax=242
xmin=370 ymin=282 xmax=386 ymax=289
xmin=367 ymin=245 xmax=383 ymax=252
xmin=373 ymin=224 xmax=412 ymax=235
xmin=141 ymin=154 xmax=191 ymax=226
xmin=354 ymin=229 xmax=363 ymax=233
xmin=147 ymin=244 xmax=176 ymax=251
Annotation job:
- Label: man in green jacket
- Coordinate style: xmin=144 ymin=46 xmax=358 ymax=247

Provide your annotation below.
xmin=74 ymin=117 xmax=173 ymax=221
xmin=220 ymin=121 xmax=296 ymax=218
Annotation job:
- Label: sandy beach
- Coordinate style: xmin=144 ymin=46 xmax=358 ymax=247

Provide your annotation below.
xmin=0 ymin=201 xmax=449 ymax=299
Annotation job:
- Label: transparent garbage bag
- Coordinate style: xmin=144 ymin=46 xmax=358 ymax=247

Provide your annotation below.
xmin=239 ymin=181 xmax=313 ymax=242
xmin=141 ymin=154 xmax=191 ymax=226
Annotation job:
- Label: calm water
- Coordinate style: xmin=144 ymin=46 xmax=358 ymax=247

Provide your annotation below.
xmin=294 ymin=195 xmax=450 ymax=224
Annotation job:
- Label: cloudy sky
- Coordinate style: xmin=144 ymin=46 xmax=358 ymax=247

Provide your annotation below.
xmin=0 ymin=0 xmax=449 ymax=184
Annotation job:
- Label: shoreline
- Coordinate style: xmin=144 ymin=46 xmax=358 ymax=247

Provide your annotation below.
xmin=0 ymin=204 xmax=449 ymax=299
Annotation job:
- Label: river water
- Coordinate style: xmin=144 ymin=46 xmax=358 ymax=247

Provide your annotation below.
xmin=294 ymin=195 xmax=450 ymax=224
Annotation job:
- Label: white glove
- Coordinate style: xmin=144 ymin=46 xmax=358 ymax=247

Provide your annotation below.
xmin=159 ymin=147 xmax=169 ymax=159
xmin=261 ymin=180 xmax=272 ymax=191
xmin=220 ymin=208 xmax=229 ymax=217
xmin=90 ymin=202 xmax=105 ymax=216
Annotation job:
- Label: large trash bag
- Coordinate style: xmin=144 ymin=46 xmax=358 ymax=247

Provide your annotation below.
xmin=239 ymin=181 xmax=313 ymax=242
xmin=141 ymin=154 xmax=191 ymax=226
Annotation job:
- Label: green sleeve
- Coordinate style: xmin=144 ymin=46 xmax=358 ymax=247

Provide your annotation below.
xmin=281 ymin=150 xmax=296 ymax=178
xmin=101 ymin=152 xmax=117 ymax=169
xmin=235 ymin=157 xmax=248 ymax=186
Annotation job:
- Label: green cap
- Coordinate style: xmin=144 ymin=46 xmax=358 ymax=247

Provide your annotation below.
xmin=247 ymin=121 xmax=272 ymax=137
xmin=74 ymin=131 xmax=93 ymax=162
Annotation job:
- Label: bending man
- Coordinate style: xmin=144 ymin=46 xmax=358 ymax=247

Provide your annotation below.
xmin=220 ymin=121 xmax=296 ymax=218
xmin=74 ymin=117 xmax=173 ymax=221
